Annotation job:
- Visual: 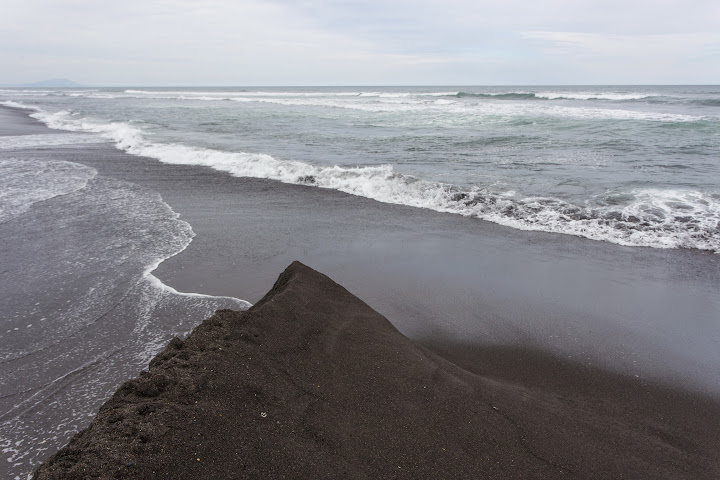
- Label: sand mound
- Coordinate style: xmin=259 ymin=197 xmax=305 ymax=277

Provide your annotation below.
xmin=34 ymin=262 xmax=720 ymax=479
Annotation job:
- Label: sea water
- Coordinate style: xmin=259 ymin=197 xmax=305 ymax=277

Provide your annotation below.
xmin=3 ymin=85 xmax=719 ymax=252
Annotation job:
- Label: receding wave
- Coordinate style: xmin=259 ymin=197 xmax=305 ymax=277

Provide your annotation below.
xmin=27 ymin=107 xmax=720 ymax=253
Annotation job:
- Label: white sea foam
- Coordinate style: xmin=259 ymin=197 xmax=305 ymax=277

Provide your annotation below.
xmin=539 ymin=104 xmax=699 ymax=122
xmin=27 ymin=107 xmax=720 ymax=252
xmin=459 ymin=189 xmax=720 ymax=252
xmin=0 ymin=159 xmax=97 ymax=223
xmin=222 ymin=95 xmax=705 ymax=122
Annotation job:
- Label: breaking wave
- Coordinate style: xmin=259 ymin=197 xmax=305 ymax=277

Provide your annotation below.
xmin=454 ymin=91 xmax=658 ymax=101
xmin=21 ymin=105 xmax=719 ymax=253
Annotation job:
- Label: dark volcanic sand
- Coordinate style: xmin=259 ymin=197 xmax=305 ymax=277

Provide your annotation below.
xmin=34 ymin=262 xmax=720 ymax=479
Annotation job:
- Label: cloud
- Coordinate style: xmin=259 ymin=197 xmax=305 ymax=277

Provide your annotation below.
xmin=1 ymin=0 xmax=718 ymax=84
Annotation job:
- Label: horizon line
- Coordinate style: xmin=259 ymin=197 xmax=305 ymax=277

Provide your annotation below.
xmin=3 ymin=83 xmax=719 ymax=88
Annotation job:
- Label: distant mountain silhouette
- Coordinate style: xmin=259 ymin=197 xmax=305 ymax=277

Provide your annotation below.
xmin=3 ymin=78 xmax=85 ymax=87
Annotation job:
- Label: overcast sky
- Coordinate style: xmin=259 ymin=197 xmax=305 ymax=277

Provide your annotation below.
xmin=1 ymin=0 xmax=718 ymax=85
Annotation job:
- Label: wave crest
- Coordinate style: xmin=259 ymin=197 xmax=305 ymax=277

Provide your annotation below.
xmin=456 ymin=92 xmax=538 ymax=100
xmin=454 ymin=91 xmax=657 ymax=101
xmin=26 ymin=108 xmax=720 ymax=253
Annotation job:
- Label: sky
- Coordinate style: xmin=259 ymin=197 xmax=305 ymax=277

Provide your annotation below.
xmin=1 ymin=0 xmax=718 ymax=85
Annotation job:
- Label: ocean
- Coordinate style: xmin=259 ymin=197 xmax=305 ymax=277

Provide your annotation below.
xmin=1 ymin=86 xmax=719 ymax=478
xmin=3 ymin=85 xmax=719 ymax=252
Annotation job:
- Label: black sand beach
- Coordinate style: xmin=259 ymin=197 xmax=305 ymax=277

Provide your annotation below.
xmin=2 ymin=105 xmax=720 ymax=477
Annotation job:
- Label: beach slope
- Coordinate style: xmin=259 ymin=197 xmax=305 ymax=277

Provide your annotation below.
xmin=34 ymin=262 xmax=720 ymax=479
